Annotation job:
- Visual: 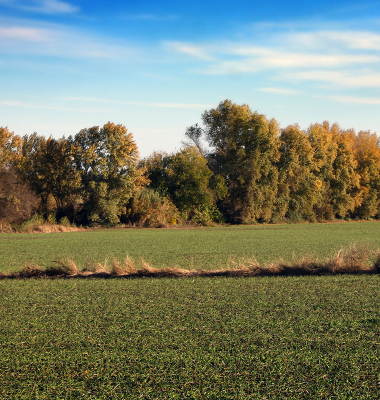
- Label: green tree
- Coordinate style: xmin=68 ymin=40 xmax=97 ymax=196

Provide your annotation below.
xmin=277 ymin=124 xmax=317 ymax=221
xmin=15 ymin=134 xmax=80 ymax=214
xmin=189 ymin=100 xmax=280 ymax=223
xmin=69 ymin=122 xmax=146 ymax=225
xmin=143 ymin=146 xmax=221 ymax=222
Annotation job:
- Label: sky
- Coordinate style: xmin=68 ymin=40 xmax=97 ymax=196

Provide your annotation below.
xmin=1 ymin=0 xmax=380 ymax=157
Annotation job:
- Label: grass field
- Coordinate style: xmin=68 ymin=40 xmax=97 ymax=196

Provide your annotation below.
xmin=1 ymin=221 xmax=380 ymax=273
xmin=1 ymin=222 xmax=380 ymax=398
xmin=1 ymin=275 xmax=379 ymax=399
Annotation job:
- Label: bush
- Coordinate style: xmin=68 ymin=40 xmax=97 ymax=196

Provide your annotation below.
xmin=125 ymin=188 xmax=180 ymax=227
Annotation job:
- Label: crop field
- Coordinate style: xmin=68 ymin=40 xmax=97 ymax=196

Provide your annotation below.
xmin=1 ymin=222 xmax=380 ymax=399
xmin=0 ymin=276 xmax=380 ymax=399
xmin=1 ymin=221 xmax=380 ymax=273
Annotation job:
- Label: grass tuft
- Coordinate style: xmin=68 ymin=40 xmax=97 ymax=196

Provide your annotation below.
xmin=124 ymin=255 xmax=138 ymax=274
xmin=47 ymin=258 xmax=79 ymax=276
xmin=2 ymin=244 xmax=380 ymax=279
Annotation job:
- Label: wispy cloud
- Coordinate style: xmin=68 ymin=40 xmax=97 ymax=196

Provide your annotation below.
xmin=0 ymin=0 xmax=79 ymax=14
xmin=282 ymin=30 xmax=380 ymax=51
xmin=0 ymin=99 xmax=105 ymax=112
xmin=164 ymin=41 xmax=214 ymax=61
xmin=164 ymin=28 xmax=380 ymax=89
xmin=61 ymin=97 xmax=212 ymax=109
xmin=258 ymin=87 xmax=299 ymax=95
xmin=0 ymin=18 xmax=138 ymax=60
xmin=284 ymin=70 xmax=380 ymax=88
xmin=330 ymin=95 xmax=380 ymax=104
xmin=0 ymin=26 xmax=50 ymax=41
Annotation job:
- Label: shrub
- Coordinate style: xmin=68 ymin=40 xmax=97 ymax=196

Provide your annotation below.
xmin=125 ymin=188 xmax=180 ymax=227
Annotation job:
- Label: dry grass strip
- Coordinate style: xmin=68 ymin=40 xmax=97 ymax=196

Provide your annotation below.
xmin=1 ymin=244 xmax=380 ymax=280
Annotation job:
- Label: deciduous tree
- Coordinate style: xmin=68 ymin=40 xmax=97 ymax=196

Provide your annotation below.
xmin=189 ymin=100 xmax=280 ymax=223
xmin=69 ymin=122 xmax=146 ymax=224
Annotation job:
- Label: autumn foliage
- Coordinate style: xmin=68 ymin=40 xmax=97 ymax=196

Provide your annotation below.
xmin=1 ymin=100 xmax=380 ymax=228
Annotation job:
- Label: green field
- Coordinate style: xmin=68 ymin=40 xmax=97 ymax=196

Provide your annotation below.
xmin=1 ymin=276 xmax=380 ymax=399
xmin=1 ymin=222 xmax=380 ymax=399
xmin=1 ymin=221 xmax=380 ymax=273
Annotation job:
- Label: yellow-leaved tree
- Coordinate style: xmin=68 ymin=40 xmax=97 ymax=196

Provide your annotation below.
xmin=354 ymin=131 xmax=380 ymax=219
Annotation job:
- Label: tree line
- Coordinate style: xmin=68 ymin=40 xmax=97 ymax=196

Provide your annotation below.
xmin=1 ymin=100 xmax=380 ymax=228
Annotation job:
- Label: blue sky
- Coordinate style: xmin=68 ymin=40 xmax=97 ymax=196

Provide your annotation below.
xmin=1 ymin=0 xmax=380 ymax=157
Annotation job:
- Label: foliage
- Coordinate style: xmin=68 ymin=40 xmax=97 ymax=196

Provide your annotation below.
xmin=68 ymin=122 xmax=147 ymax=225
xmin=354 ymin=131 xmax=380 ymax=219
xmin=277 ymin=124 xmax=317 ymax=221
xmin=0 ymin=167 xmax=37 ymax=225
xmin=16 ymin=135 xmax=81 ymax=213
xmin=188 ymin=100 xmax=280 ymax=223
xmin=3 ymin=100 xmax=380 ymax=226
xmin=125 ymin=188 xmax=180 ymax=227
xmin=330 ymin=129 xmax=361 ymax=218
xmin=143 ymin=146 xmax=219 ymax=222
xmin=0 ymin=126 xmax=22 ymax=168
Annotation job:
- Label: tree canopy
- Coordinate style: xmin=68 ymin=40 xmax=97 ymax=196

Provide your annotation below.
xmin=1 ymin=100 xmax=380 ymax=228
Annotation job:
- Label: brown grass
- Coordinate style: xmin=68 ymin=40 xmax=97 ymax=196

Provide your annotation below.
xmin=25 ymin=224 xmax=82 ymax=234
xmin=0 ymin=222 xmax=13 ymax=234
xmin=0 ymin=222 xmax=83 ymax=234
xmin=1 ymin=245 xmax=379 ymax=279
xmin=46 ymin=258 xmax=79 ymax=275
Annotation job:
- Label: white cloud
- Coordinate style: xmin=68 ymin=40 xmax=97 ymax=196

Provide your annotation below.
xmin=331 ymin=95 xmax=380 ymax=104
xmin=258 ymin=87 xmax=299 ymax=95
xmin=0 ymin=0 xmax=79 ymax=14
xmin=0 ymin=26 xmax=51 ymax=41
xmin=200 ymin=53 xmax=379 ymax=75
xmin=0 ymin=19 xmax=138 ymax=60
xmin=163 ymin=41 xmax=214 ymax=61
xmin=284 ymin=30 xmax=380 ymax=51
xmin=0 ymin=99 xmax=105 ymax=112
xmin=60 ymin=97 xmax=212 ymax=109
xmin=147 ymin=102 xmax=212 ymax=109
xmin=164 ymin=28 xmax=380 ymax=89
xmin=284 ymin=70 xmax=380 ymax=88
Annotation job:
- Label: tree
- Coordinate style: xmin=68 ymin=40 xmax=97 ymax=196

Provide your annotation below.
xmin=69 ymin=122 xmax=146 ymax=224
xmin=0 ymin=167 xmax=37 ymax=225
xmin=187 ymin=100 xmax=280 ymax=223
xmin=0 ymin=126 xmax=21 ymax=168
xmin=277 ymin=124 xmax=317 ymax=221
xmin=353 ymin=131 xmax=380 ymax=219
xmin=15 ymin=134 xmax=80 ymax=215
xmin=330 ymin=129 xmax=361 ymax=218
xmin=307 ymin=122 xmax=338 ymax=221
xmin=143 ymin=146 xmax=222 ymax=222
xmin=0 ymin=128 xmax=36 ymax=225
